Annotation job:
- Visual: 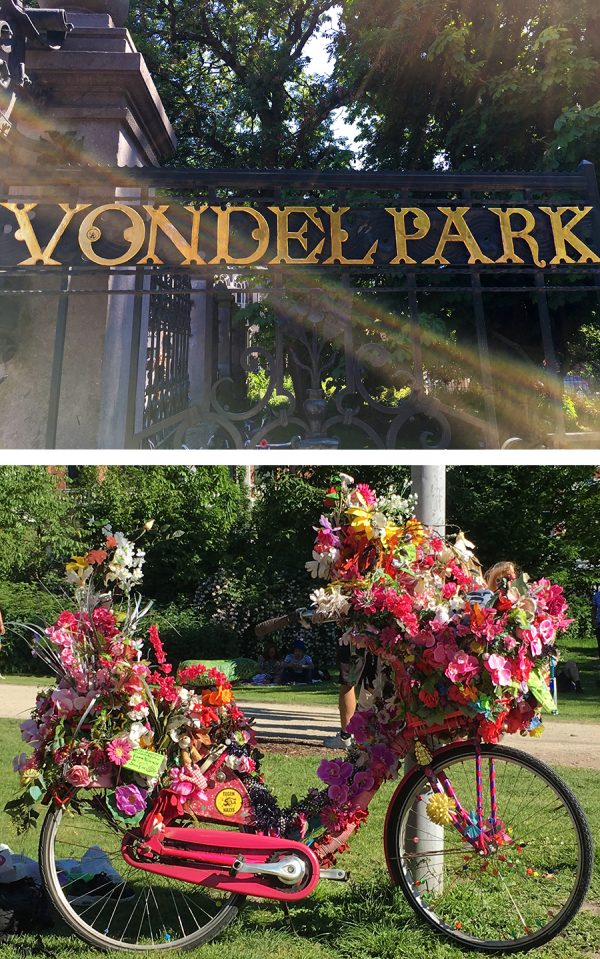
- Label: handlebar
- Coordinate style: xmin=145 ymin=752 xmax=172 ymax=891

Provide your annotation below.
xmin=254 ymin=608 xmax=318 ymax=637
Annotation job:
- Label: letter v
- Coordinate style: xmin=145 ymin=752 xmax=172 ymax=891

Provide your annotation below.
xmin=2 ymin=203 xmax=90 ymax=265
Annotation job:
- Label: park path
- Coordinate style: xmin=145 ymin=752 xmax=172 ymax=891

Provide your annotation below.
xmin=0 ymin=683 xmax=598 ymax=769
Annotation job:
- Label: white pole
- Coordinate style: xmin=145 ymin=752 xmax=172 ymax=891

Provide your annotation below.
xmin=405 ymin=465 xmax=445 ymax=894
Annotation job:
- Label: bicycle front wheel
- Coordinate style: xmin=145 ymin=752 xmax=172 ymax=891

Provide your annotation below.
xmin=385 ymin=743 xmax=593 ymax=953
xmin=39 ymin=796 xmax=245 ymax=951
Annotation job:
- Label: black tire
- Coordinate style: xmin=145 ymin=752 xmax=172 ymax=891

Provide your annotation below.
xmin=385 ymin=742 xmax=593 ymax=953
xmin=39 ymin=801 xmax=245 ymax=951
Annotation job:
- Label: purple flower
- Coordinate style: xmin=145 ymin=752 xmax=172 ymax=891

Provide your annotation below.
xmin=346 ymin=711 xmax=371 ymax=743
xmin=115 ymin=784 xmax=147 ymax=817
xmin=318 ymin=759 xmax=354 ymax=786
xmin=369 ymin=743 xmax=397 ymax=778
xmin=317 ymin=759 xmax=341 ymax=784
xmin=351 ymin=770 xmax=375 ymax=793
xmin=328 ymin=783 xmax=349 ymax=803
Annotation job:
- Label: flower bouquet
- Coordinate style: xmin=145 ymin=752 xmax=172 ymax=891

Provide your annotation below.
xmin=6 ymin=530 xmax=256 ymax=833
xmin=307 ymin=475 xmax=570 ymax=744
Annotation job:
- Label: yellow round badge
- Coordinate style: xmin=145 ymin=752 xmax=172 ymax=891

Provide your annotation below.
xmin=215 ymin=787 xmax=243 ymax=816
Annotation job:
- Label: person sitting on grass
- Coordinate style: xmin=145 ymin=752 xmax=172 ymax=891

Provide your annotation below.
xmin=282 ymin=640 xmax=314 ymax=685
xmin=254 ymin=642 xmax=283 ymax=685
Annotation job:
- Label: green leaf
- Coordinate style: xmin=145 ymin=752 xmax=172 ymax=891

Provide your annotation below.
xmin=527 ymin=669 xmax=555 ymax=713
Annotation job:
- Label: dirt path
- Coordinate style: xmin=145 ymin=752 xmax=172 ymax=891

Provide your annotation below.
xmin=1 ymin=683 xmax=598 ymax=769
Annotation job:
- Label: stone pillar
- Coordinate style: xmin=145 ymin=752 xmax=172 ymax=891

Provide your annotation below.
xmin=23 ymin=2 xmax=175 ymax=167
xmin=0 ymin=0 xmax=177 ymax=448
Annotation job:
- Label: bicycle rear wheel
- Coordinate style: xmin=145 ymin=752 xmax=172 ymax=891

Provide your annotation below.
xmin=39 ymin=795 xmax=245 ymax=951
xmin=385 ymin=743 xmax=593 ymax=953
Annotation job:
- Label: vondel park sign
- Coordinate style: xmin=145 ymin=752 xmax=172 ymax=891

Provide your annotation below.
xmin=1 ymin=200 xmax=599 ymax=268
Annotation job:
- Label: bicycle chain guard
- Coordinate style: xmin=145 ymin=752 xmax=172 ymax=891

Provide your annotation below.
xmin=121 ymin=826 xmax=321 ymax=901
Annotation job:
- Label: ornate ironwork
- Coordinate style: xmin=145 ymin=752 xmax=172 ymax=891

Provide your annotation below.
xmin=1 ymin=162 xmax=599 ymax=449
xmin=141 ymin=273 xmax=192 ymax=449
xmin=0 ymin=1 xmax=72 ymax=135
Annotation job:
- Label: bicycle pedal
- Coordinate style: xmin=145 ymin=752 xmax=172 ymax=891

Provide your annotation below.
xmin=320 ymin=868 xmax=349 ymax=881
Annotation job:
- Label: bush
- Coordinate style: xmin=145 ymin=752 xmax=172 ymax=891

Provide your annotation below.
xmin=0 ymin=580 xmax=64 ymax=675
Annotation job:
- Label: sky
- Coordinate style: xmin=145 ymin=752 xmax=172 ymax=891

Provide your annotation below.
xmin=302 ymin=5 xmax=361 ymax=161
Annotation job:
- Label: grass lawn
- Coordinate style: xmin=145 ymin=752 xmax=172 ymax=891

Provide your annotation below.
xmin=235 ymin=680 xmax=339 ymax=707
xmin=0 ymin=717 xmax=598 ymax=959
xmin=0 ymin=674 xmax=55 ymax=687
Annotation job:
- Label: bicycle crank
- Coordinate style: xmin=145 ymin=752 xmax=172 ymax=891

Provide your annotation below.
xmin=121 ymin=826 xmax=321 ymax=901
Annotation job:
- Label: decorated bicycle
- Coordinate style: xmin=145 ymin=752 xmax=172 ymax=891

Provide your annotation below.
xmin=4 ymin=484 xmax=593 ymax=953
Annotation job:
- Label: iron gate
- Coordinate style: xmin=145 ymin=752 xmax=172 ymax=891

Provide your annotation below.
xmin=0 ymin=163 xmax=599 ymax=449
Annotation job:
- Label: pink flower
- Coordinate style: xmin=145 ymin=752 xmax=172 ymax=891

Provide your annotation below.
xmin=518 ymin=627 xmax=542 ymax=657
xmin=346 ymin=710 xmax=371 ymax=743
xmin=538 ymin=619 xmax=556 ymax=645
xmin=106 ymin=737 xmax=133 ymax=766
xmin=413 ymin=630 xmax=435 ymax=648
xmin=369 ymin=743 xmax=397 ymax=779
xmin=115 ymin=784 xmax=147 ymax=817
xmin=91 ymin=763 xmax=114 ymax=788
xmin=170 ymin=765 xmax=208 ymax=802
xmin=355 ymin=484 xmax=377 ymax=508
xmin=485 ymin=654 xmax=512 ymax=686
xmin=445 ymin=650 xmax=479 ymax=683
xmin=66 ymin=764 xmax=92 ymax=788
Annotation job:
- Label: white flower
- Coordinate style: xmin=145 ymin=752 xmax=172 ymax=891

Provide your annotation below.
xmin=129 ymin=721 xmax=152 ymax=745
xmin=433 ymin=606 xmax=450 ymax=624
xmin=310 ymin=585 xmax=351 ymax=619
xmin=305 ymin=548 xmax=340 ymax=579
xmin=127 ymin=706 xmax=149 ymax=720
xmin=453 ymin=531 xmax=476 ymax=563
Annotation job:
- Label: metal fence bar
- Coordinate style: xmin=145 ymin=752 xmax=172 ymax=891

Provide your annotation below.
xmin=45 ymin=267 xmax=71 ymax=449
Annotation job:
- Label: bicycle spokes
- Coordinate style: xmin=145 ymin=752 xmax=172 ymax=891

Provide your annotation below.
xmin=393 ymin=748 xmax=589 ymax=947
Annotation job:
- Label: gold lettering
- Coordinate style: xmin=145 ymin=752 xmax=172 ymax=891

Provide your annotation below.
xmin=539 ymin=206 xmax=600 ymax=264
xmin=322 ymin=207 xmax=378 ymax=265
xmin=423 ymin=207 xmax=493 ymax=265
xmin=2 ymin=202 xmax=90 ymax=266
xmin=139 ymin=204 xmax=207 ymax=265
xmin=268 ymin=206 xmax=325 ymax=264
xmin=489 ymin=207 xmax=545 ymax=267
xmin=209 ymin=206 xmax=269 ymax=265
xmin=79 ymin=204 xmax=146 ymax=266
xmin=385 ymin=207 xmax=431 ymax=264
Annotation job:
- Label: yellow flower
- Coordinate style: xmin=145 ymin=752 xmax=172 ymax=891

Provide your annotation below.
xmin=401 ymin=518 xmax=427 ymax=545
xmin=20 ymin=768 xmax=38 ymax=787
xmin=65 ymin=556 xmax=89 ymax=572
xmin=426 ymin=793 xmax=456 ymax=825
xmin=346 ymin=505 xmax=375 ymax=539
xmin=529 ymin=724 xmax=544 ymax=738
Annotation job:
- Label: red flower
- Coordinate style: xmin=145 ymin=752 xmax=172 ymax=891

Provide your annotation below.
xmin=418 ymin=688 xmax=440 ymax=708
xmin=148 ymin=624 xmax=168 ymax=667
xmin=478 ymin=713 xmax=508 ymax=744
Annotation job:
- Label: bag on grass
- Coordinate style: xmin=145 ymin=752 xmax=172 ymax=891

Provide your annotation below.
xmin=0 ymin=877 xmax=53 ymax=935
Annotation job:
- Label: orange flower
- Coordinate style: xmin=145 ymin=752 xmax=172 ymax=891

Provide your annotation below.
xmin=202 ymin=686 xmax=233 ymax=706
xmin=85 ymin=548 xmax=108 ymax=565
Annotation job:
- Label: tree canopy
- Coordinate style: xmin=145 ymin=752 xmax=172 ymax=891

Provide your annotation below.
xmin=128 ymin=0 xmax=600 ymax=173
xmin=338 ymin=0 xmax=600 ymax=171
xmin=129 ymin=0 xmax=356 ymax=167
